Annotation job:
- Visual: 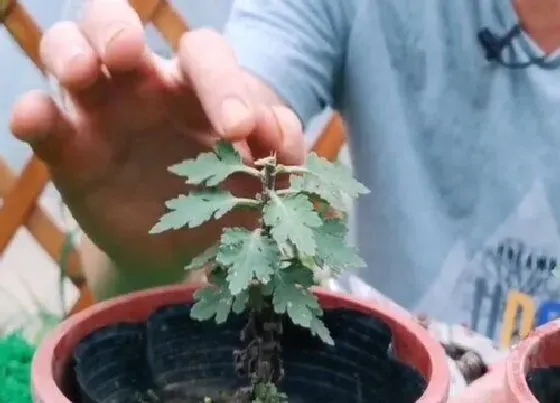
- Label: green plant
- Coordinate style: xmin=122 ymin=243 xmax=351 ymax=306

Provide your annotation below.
xmin=151 ymin=141 xmax=369 ymax=402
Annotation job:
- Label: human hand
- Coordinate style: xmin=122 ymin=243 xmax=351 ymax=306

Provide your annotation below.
xmin=10 ymin=0 xmax=304 ymax=280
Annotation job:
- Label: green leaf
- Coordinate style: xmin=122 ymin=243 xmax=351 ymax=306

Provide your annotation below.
xmin=271 ymin=267 xmax=332 ymax=344
xmin=190 ymin=272 xmax=249 ymax=324
xmin=310 ymin=316 xmax=334 ymax=345
xmin=217 ymin=228 xmax=279 ymax=295
xmin=190 ymin=287 xmax=232 ymax=324
xmin=231 ymin=290 xmax=250 ymax=314
xmin=263 ymin=193 xmax=322 ymax=256
xmin=185 ymin=245 xmax=218 ymax=271
xmin=313 ymin=219 xmax=366 ymax=274
xmin=150 ymin=190 xmax=256 ymax=233
xmin=253 ymin=382 xmax=288 ymax=403
xmin=168 ymin=141 xmax=258 ymax=186
xmin=281 ymin=262 xmax=317 ymax=288
xmin=272 ymin=283 xmax=317 ymax=328
xmin=289 ymin=153 xmax=369 ymax=212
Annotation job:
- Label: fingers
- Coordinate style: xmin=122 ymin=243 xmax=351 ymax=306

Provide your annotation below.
xmin=271 ymin=107 xmax=306 ymax=165
xmin=248 ymin=106 xmax=305 ymax=166
xmin=41 ymin=21 xmax=101 ymax=90
xmin=41 ymin=0 xmax=146 ymax=91
xmin=178 ymin=29 xmax=256 ymax=137
xmin=80 ymin=0 xmax=146 ymax=72
xmin=10 ymin=90 xmax=77 ymax=167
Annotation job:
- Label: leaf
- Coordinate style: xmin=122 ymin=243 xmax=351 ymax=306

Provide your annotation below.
xmin=168 ymin=140 xmax=256 ymax=186
xmin=217 ymin=228 xmax=279 ymax=295
xmin=150 ymin=190 xmax=253 ymax=233
xmin=185 ymin=245 xmax=218 ymax=271
xmin=190 ymin=272 xmax=249 ymax=324
xmin=190 ymin=287 xmax=232 ymax=324
xmin=313 ymin=219 xmax=366 ymax=274
xmin=307 ymin=153 xmax=370 ymax=196
xmin=290 ymin=175 xmax=347 ymax=212
xmin=253 ymin=382 xmax=288 ymax=403
xmin=263 ymin=193 xmax=322 ymax=256
xmin=310 ymin=316 xmax=334 ymax=345
xmin=289 ymin=153 xmax=370 ymax=212
xmin=281 ymin=262 xmax=317 ymax=288
xmin=231 ymin=290 xmax=250 ymax=314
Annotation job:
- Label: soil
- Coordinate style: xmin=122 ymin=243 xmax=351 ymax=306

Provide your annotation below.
xmin=526 ymin=367 xmax=560 ymax=402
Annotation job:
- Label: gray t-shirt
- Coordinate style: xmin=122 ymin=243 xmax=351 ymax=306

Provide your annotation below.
xmin=224 ymin=0 xmax=560 ymax=347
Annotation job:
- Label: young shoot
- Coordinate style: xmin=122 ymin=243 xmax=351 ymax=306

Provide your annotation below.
xmin=150 ymin=140 xmax=369 ymax=400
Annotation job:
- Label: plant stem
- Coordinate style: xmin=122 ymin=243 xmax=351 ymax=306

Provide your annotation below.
xmin=233 ymin=157 xmax=285 ymax=402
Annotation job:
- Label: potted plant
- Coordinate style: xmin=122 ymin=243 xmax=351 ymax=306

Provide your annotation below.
xmin=32 ymin=142 xmax=451 ymax=402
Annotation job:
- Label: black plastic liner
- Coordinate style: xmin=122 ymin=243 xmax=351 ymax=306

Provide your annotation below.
xmin=527 ymin=367 xmax=560 ymax=402
xmin=71 ymin=305 xmax=427 ymax=402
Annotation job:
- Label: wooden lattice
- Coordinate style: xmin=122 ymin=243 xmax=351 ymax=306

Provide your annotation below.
xmin=0 ymin=0 xmax=346 ymax=316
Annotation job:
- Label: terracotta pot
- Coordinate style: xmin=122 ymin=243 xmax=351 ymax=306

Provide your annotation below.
xmin=32 ymin=285 xmax=450 ymax=402
xmin=502 ymin=319 xmax=560 ymax=402
xmin=453 ymin=320 xmax=560 ymax=403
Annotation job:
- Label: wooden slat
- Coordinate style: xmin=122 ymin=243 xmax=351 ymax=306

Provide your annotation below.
xmin=150 ymin=1 xmax=189 ymax=48
xmin=0 ymin=160 xmax=84 ymax=284
xmin=311 ymin=114 xmax=347 ymax=162
xmin=0 ymin=158 xmax=50 ymax=254
xmin=0 ymin=1 xmax=52 ymax=253
xmin=2 ymin=1 xmax=44 ymax=71
xmin=129 ymin=0 xmax=162 ymax=22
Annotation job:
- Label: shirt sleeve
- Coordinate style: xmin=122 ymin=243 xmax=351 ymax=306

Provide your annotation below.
xmin=223 ymin=0 xmax=351 ymax=125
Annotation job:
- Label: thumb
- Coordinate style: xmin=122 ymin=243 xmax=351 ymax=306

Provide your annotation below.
xmin=178 ymin=29 xmax=257 ymax=139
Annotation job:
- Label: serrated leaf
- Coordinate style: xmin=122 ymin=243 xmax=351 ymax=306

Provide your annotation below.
xmin=313 ymin=219 xmax=367 ymax=274
xmin=190 ymin=287 xmax=231 ymax=324
xmin=310 ymin=316 xmax=334 ymax=345
xmin=185 ymin=245 xmax=218 ymax=271
xmin=271 ymin=269 xmax=332 ymax=344
xmin=150 ymin=190 xmax=254 ymax=233
xmin=217 ymin=228 xmax=279 ymax=295
xmin=231 ymin=290 xmax=249 ymax=314
xmin=307 ymin=153 xmax=370 ymax=196
xmin=290 ymin=174 xmax=347 ymax=212
xmin=272 ymin=272 xmax=320 ymax=326
xmin=289 ymin=153 xmax=370 ymax=212
xmin=168 ymin=140 xmax=256 ymax=186
xmin=254 ymin=382 xmax=288 ymax=403
xmin=281 ymin=263 xmax=317 ymax=288
xmin=263 ymin=193 xmax=322 ymax=256
xmin=190 ymin=272 xmax=249 ymax=324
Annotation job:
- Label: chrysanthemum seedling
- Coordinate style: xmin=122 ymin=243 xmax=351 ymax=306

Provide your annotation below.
xmin=150 ymin=140 xmax=369 ymax=402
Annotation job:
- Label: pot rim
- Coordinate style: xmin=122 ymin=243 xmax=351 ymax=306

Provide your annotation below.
xmin=505 ymin=319 xmax=560 ymax=402
xmin=32 ymin=284 xmax=449 ymax=402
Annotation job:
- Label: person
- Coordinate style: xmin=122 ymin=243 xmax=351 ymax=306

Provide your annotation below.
xmin=8 ymin=0 xmax=560 ymax=398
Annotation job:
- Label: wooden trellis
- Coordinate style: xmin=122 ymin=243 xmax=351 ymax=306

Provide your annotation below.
xmin=0 ymin=0 xmax=346 ymax=316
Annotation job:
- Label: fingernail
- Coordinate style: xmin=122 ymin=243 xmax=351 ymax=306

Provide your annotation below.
xmin=103 ymin=24 xmax=128 ymax=55
xmin=220 ymin=98 xmax=251 ymax=135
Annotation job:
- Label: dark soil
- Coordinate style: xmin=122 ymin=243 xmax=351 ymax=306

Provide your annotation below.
xmin=526 ymin=367 xmax=560 ymax=402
